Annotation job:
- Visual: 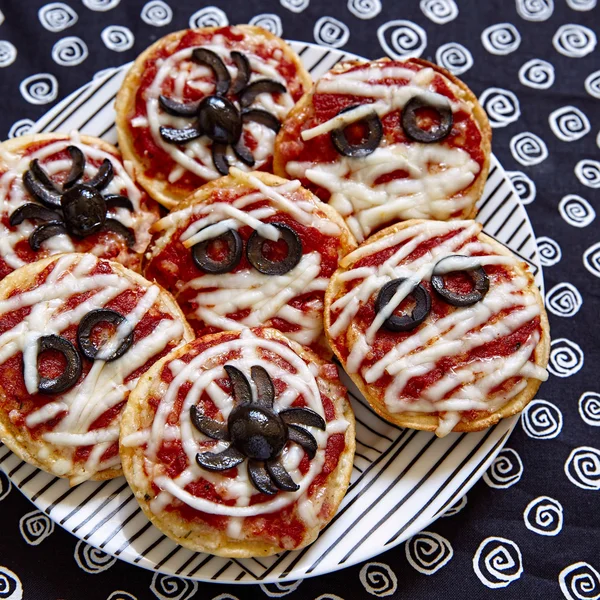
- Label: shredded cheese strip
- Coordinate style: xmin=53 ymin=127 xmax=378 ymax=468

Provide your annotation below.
xmin=284 ymin=61 xmax=483 ymax=242
xmin=327 ymin=221 xmax=548 ymax=436
xmin=124 ymin=329 xmax=349 ymax=526
xmin=0 ymin=132 xmax=153 ymax=271
xmin=0 ymin=254 xmax=187 ymax=483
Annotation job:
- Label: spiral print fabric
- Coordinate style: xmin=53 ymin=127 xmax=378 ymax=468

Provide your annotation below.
xmin=473 ymin=537 xmax=523 ymax=589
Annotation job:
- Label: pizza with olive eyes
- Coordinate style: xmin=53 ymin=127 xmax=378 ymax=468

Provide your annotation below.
xmin=0 ymin=132 xmax=160 ymax=280
xmin=325 ymin=219 xmax=550 ymax=437
xmin=143 ymin=169 xmax=356 ymax=357
xmin=120 ymin=327 xmax=355 ymax=557
xmin=274 ymin=58 xmax=491 ymax=242
xmin=115 ymin=25 xmax=312 ymax=209
xmin=0 ymin=253 xmax=193 ymax=485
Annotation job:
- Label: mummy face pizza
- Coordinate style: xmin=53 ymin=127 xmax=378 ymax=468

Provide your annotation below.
xmin=144 ymin=170 xmax=356 ymax=356
xmin=274 ymin=58 xmax=492 ymax=242
xmin=0 ymin=133 xmax=159 ymax=279
xmin=116 ymin=25 xmax=311 ymax=208
xmin=325 ymin=220 xmax=550 ymax=437
xmin=0 ymin=254 xmax=193 ymax=485
xmin=120 ymin=327 xmax=355 ymax=557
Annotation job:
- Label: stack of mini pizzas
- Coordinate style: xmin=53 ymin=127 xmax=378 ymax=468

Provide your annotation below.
xmin=0 ymin=24 xmax=548 ymax=557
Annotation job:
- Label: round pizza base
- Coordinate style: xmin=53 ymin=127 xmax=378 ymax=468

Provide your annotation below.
xmin=324 ymin=219 xmax=550 ymax=435
xmin=120 ymin=327 xmax=356 ymax=557
xmin=0 ymin=253 xmax=194 ymax=486
xmin=115 ymin=25 xmax=313 ymax=210
xmin=273 ymin=57 xmax=492 ymax=224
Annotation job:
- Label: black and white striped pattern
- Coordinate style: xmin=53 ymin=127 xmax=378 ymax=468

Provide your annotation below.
xmin=0 ymin=42 xmax=541 ymax=585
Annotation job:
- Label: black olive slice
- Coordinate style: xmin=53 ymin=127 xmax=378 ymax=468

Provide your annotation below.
xmin=212 ymin=142 xmax=230 ymax=175
xmin=375 ymin=278 xmax=431 ymax=332
xmin=224 ymin=365 xmax=252 ymax=406
xmin=77 ymin=308 xmax=134 ymax=362
xmin=86 ymin=159 xmax=114 ymax=191
xmin=246 ymin=222 xmax=302 ymax=276
xmin=401 ymin=94 xmax=453 ymax=143
xmin=248 ymin=459 xmax=278 ymax=495
xmin=29 ymin=222 xmax=68 ymax=250
xmin=198 ymin=95 xmax=242 ymax=144
xmin=9 ymin=203 xmax=61 ymax=226
xmin=192 ymin=48 xmax=231 ymax=96
xmin=230 ymin=51 xmax=251 ymax=95
xmin=61 ymin=185 xmax=107 ymax=237
xmin=195 ymin=446 xmax=245 ymax=472
xmin=240 ymin=79 xmax=286 ymax=108
xmin=431 ymin=255 xmax=489 ymax=307
xmin=23 ymin=170 xmax=62 ymax=209
xmin=190 ymin=405 xmax=229 ymax=440
xmin=158 ymin=95 xmax=201 ymax=117
xmin=330 ymin=105 xmax=383 ymax=158
xmin=191 ymin=228 xmax=242 ymax=274
xmin=37 ymin=335 xmax=82 ymax=394
xmin=100 ymin=219 xmax=136 ymax=247
xmin=242 ymin=108 xmax=281 ymax=132
xmin=250 ymin=366 xmax=274 ymax=409
xmin=233 ymin=137 xmax=255 ymax=167
xmin=159 ymin=125 xmax=203 ymax=144
xmin=266 ymin=457 xmax=299 ymax=492
xmin=104 ymin=194 xmax=134 ymax=211
xmin=64 ymin=145 xmax=85 ymax=189
xmin=30 ymin=159 xmax=60 ymax=193
xmin=280 ymin=407 xmax=326 ymax=430
xmin=287 ymin=424 xmax=318 ymax=459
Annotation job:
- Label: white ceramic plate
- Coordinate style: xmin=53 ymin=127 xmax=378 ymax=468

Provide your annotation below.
xmin=0 ymin=42 xmax=543 ymax=585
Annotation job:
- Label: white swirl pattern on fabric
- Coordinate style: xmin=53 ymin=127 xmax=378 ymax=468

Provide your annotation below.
xmin=523 ymin=496 xmax=563 ymax=535
xmin=566 ymin=0 xmax=597 ymax=8
xmin=564 ymin=446 xmax=600 ymax=490
xmin=100 ymin=25 xmax=135 ymax=52
xmin=552 ymin=24 xmax=597 ymax=57
xmin=313 ymin=16 xmax=350 ymax=48
xmin=82 ymin=0 xmax=120 ymax=10
xmin=536 ymin=236 xmax=562 ymax=267
xmin=140 ymin=1 xmax=172 ymax=27
xmin=549 ymin=106 xmax=590 ymax=142
xmin=481 ymin=23 xmax=521 ymax=55
xmin=558 ymin=195 xmax=595 ymax=228
xmin=521 ymin=399 xmax=563 ymax=439
xmin=548 ymin=338 xmax=584 ymax=377
xmin=259 ymin=580 xmax=303 ymax=597
xmin=559 ymin=562 xmax=600 ymax=600
xmin=583 ymin=242 xmax=600 ymax=278
xmin=419 ymin=0 xmax=458 ymax=24
xmin=575 ymin=159 xmax=600 ymax=188
xmin=507 ymin=171 xmax=536 ymax=204
xmin=149 ymin=573 xmax=199 ymax=600
xmin=479 ymin=88 xmax=520 ymax=128
xmin=280 ymin=0 xmax=310 ymax=12
xmin=7 ymin=119 xmax=34 ymax=139
xmin=19 ymin=73 xmax=58 ymax=105
xmin=579 ymin=392 xmax=600 ymax=427
xmin=73 ymin=540 xmax=116 ymax=574
xmin=107 ymin=593 xmax=137 ymax=600
xmin=405 ymin=532 xmax=454 ymax=574
xmin=518 ymin=58 xmax=555 ymax=89
xmin=435 ymin=42 xmax=473 ymax=75
xmin=188 ymin=6 xmax=228 ymax=29
xmin=359 ymin=562 xmax=398 ymax=596
xmin=584 ymin=70 xmax=600 ymax=99
xmin=51 ymin=36 xmax=88 ymax=67
xmin=509 ymin=132 xmax=548 ymax=166
xmin=473 ymin=537 xmax=523 ymax=589
xmin=377 ymin=20 xmax=427 ymax=58
xmin=516 ymin=0 xmax=554 ymax=21
xmin=347 ymin=0 xmax=382 ymax=19
xmin=545 ymin=282 xmax=582 ymax=317
xmin=0 ymin=41 xmax=17 ymax=68
xmin=0 ymin=566 xmax=22 ymax=600
xmin=38 ymin=2 xmax=78 ymax=32
xmin=0 ymin=471 xmax=12 ymax=501
xmin=249 ymin=13 xmax=283 ymax=37
xmin=18 ymin=510 xmax=55 ymax=546
xmin=483 ymin=448 xmax=523 ymax=488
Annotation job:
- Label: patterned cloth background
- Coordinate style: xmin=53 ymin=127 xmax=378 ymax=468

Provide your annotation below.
xmin=0 ymin=0 xmax=599 ymax=599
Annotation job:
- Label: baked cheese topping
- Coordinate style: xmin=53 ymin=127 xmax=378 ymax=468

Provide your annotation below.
xmin=122 ymin=328 xmax=350 ymax=543
xmin=0 ymin=132 xmax=156 ymax=278
xmin=280 ymin=60 xmax=487 ymax=242
xmin=145 ymin=170 xmax=347 ymax=351
xmin=327 ymin=220 xmax=548 ymax=437
xmin=0 ymin=254 xmax=188 ymax=484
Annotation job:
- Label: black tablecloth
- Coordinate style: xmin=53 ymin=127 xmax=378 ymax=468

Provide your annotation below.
xmin=0 ymin=1 xmax=599 ymax=598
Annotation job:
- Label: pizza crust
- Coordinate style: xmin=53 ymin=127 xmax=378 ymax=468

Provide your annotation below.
xmin=273 ymin=57 xmax=492 ymax=226
xmin=115 ymin=25 xmax=313 ymax=209
xmin=120 ymin=327 xmax=356 ymax=557
xmin=324 ymin=219 xmax=550 ymax=435
xmin=0 ymin=253 xmax=194 ymax=486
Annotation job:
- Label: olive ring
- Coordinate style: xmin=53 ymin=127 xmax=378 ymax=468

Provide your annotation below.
xmin=401 ymin=94 xmax=454 ymax=143
xmin=375 ymin=278 xmax=431 ymax=332
xmin=192 ymin=229 xmax=243 ymax=274
xmin=431 ymin=255 xmax=490 ymax=307
xmin=37 ymin=334 xmax=82 ymax=394
xmin=77 ymin=308 xmax=134 ymax=362
xmin=246 ymin=223 xmax=303 ymax=276
xmin=330 ymin=104 xmax=383 ymax=158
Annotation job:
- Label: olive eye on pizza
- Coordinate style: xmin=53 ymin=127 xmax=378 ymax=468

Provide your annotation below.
xmin=0 ymin=132 xmax=159 ymax=280
xmin=274 ymin=57 xmax=492 ymax=242
xmin=120 ymin=327 xmax=355 ymax=557
xmin=0 ymin=253 xmax=193 ymax=485
xmin=115 ymin=25 xmax=312 ymax=209
xmin=143 ymin=169 xmax=356 ymax=357
xmin=325 ymin=219 xmax=550 ymax=437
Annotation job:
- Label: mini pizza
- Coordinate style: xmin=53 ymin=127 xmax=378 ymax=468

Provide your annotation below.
xmin=0 ymin=253 xmax=193 ymax=485
xmin=120 ymin=327 xmax=355 ymax=557
xmin=325 ymin=219 xmax=550 ymax=437
xmin=143 ymin=169 xmax=356 ymax=356
xmin=116 ymin=25 xmax=312 ymax=208
xmin=274 ymin=58 xmax=491 ymax=242
xmin=0 ymin=132 xmax=160 ymax=279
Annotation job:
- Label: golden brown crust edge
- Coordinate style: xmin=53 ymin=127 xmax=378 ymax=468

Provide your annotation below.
xmin=120 ymin=327 xmax=356 ymax=557
xmin=273 ymin=56 xmax=491 ymax=222
xmin=115 ymin=25 xmax=313 ymax=210
xmin=324 ymin=219 xmax=550 ymax=435
xmin=0 ymin=253 xmax=194 ymax=486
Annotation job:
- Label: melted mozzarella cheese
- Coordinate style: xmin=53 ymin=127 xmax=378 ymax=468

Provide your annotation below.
xmin=0 ymin=254 xmax=187 ymax=481
xmin=328 ymin=221 xmax=548 ymax=436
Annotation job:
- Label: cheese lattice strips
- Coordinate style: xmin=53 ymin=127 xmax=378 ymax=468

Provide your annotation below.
xmin=275 ymin=58 xmax=491 ymax=242
xmin=325 ymin=220 xmax=549 ymax=437
xmin=0 ymin=253 xmax=193 ymax=485
xmin=120 ymin=327 xmax=355 ymax=557
xmin=144 ymin=170 xmax=356 ymax=355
